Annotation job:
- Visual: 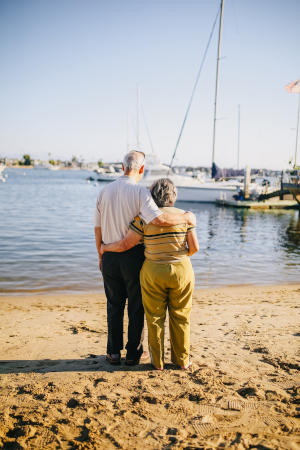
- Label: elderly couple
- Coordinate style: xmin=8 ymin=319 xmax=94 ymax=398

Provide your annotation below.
xmin=94 ymin=151 xmax=199 ymax=370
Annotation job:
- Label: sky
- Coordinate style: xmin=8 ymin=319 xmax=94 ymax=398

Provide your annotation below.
xmin=0 ymin=0 xmax=299 ymax=170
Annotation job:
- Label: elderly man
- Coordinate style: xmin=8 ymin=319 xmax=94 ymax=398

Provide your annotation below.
xmin=94 ymin=151 xmax=195 ymax=366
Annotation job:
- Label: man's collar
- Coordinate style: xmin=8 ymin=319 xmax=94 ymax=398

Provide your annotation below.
xmin=119 ymin=175 xmax=137 ymax=184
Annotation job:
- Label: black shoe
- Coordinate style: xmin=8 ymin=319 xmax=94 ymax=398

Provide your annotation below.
xmin=106 ymin=353 xmax=121 ymax=365
xmin=125 ymin=349 xmax=143 ymax=366
xmin=125 ymin=357 xmax=140 ymax=366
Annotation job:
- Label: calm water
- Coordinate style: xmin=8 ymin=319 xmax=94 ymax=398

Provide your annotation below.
xmin=0 ymin=168 xmax=299 ymax=294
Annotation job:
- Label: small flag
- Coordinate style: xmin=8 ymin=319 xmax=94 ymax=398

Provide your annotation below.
xmin=285 ymin=79 xmax=300 ymax=93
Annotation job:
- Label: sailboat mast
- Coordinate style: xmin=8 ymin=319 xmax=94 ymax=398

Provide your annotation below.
xmin=136 ymin=84 xmax=140 ymax=151
xmin=237 ymin=104 xmax=241 ymax=170
xmin=211 ymin=0 xmax=224 ymax=167
xmin=294 ymin=94 xmax=300 ymax=167
xmin=169 ymin=8 xmax=220 ymax=169
xmin=126 ymin=112 xmax=130 ymax=152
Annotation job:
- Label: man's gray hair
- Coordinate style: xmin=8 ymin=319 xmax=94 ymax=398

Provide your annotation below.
xmin=123 ymin=151 xmax=145 ymax=171
xmin=150 ymin=178 xmax=177 ymax=207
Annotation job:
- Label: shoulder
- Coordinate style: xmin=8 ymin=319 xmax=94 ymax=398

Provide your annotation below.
xmin=137 ymin=184 xmax=150 ymax=195
xmin=96 ymin=185 xmax=109 ymax=200
xmin=99 ymin=179 xmax=122 ymax=196
xmin=161 ymin=206 xmax=185 ymax=214
xmin=137 ymin=185 xmax=153 ymax=202
xmin=96 ymin=189 xmax=104 ymax=201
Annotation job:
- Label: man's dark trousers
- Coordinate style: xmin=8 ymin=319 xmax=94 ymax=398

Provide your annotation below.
xmin=101 ymin=245 xmax=145 ymax=360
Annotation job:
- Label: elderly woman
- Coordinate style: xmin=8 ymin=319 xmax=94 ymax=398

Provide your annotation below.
xmin=101 ymin=178 xmax=199 ymax=370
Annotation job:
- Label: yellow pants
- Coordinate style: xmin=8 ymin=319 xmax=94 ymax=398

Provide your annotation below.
xmin=140 ymin=257 xmax=194 ymax=369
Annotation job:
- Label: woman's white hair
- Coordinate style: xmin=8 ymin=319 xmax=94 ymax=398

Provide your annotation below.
xmin=150 ymin=178 xmax=177 ymax=207
xmin=123 ymin=151 xmax=145 ymax=171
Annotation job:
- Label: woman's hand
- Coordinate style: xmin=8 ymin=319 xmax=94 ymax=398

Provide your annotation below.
xmin=186 ymin=229 xmax=199 ymax=256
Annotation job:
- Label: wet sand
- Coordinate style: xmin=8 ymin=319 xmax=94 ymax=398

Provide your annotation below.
xmin=0 ymin=284 xmax=299 ymax=449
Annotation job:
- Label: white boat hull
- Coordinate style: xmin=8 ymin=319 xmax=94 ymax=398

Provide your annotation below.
xmin=140 ymin=169 xmax=238 ymax=203
xmin=175 ymin=184 xmax=236 ymax=202
xmin=95 ymin=154 xmax=276 ymax=203
xmin=96 ymin=173 xmax=122 ymax=182
xmin=141 ymin=178 xmax=237 ymax=202
xmin=139 ymin=154 xmax=240 ymax=202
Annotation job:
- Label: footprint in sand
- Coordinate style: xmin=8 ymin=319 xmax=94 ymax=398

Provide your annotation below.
xmin=237 ymin=387 xmax=258 ymax=398
xmin=93 ymin=377 xmax=108 ymax=387
xmin=252 ymin=346 xmax=269 ymax=354
xmin=6 ymin=427 xmax=26 ymax=438
xmin=66 ymin=398 xmax=80 ymax=408
xmin=17 ymin=385 xmax=33 ymax=395
xmin=192 ymin=421 xmax=219 ymax=437
xmin=75 ymin=425 xmax=90 ymax=443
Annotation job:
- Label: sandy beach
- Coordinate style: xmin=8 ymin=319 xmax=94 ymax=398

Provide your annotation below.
xmin=0 ymin=284 xmax=299 ymax=449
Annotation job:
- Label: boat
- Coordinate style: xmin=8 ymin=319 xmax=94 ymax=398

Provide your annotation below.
xmin=142 ymin=154 xmax=280 ymax=202
xmin=92 ymin=151 xmax=273 ymax=201
xmin=145 ymin=0 xmax=274 ymax=203
xmin=96 ymin=172 xmax=123 ymax=182
xmin=0 ymin=164 xmax=6 ymax=182
xmin=48 ymin=164 xmax=61 ymax=170
xmin=140 ymin=154 xmax=239 ymax=202
xmin=137 ymin=0 xmax=243 ymax=203
xmin=94 ymin=165 xmax=122 ymax=182
xmin=33 ymin=162 xmax=52 ymax=169
xmin=33 ymin=161 xmax=61 ymax=170
xmin=100 ymin=5 xmax=274 ymax=203
xmin=283 ymin=169 xmax=300 ymax=204
xmin=95 ymin=0 xmax=278 ymax=202
xmin=283 ymin=78 xmax=300 ymax=203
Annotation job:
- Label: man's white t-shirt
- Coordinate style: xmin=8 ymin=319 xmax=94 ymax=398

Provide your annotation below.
xmin=94 ymin=175 xmax=162 ymax=244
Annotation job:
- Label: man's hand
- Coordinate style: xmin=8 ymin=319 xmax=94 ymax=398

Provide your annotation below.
xmin=94 ymin=226 xmax=103 ymax=271
xmin=184 ymin=211 xmax=196 ymax=227
xmin=98 ymin=243 xmax=106 ymax=271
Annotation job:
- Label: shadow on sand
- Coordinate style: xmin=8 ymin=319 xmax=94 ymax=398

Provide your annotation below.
xmin=0 ymin=356 xmax=177 ymax=374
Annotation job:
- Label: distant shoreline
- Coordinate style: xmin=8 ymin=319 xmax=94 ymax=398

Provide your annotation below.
xmin=4 ymin=165 xmax=83 ymax=170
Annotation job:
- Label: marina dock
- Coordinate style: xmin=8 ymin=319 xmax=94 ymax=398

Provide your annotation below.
xmin=216 ymin=199 xmax=299 ymax=209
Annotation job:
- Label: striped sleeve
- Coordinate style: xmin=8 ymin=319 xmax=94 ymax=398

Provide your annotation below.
xmin=129 ymin=216 xmax=144 ymax=236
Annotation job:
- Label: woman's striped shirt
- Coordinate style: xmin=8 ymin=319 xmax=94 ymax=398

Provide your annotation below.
xmin=129 ymin=206 xmax=195 ymax=263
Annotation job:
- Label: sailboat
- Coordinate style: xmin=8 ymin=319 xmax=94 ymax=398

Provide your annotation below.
xmin=139 ymin=0 xmax=243 ymax=202
xmin=96 ymin=2 xmax=267 ymax=201
xmin=133 ymin=86 xmax=237 ymax=200
xmin=282 ymin=79 xmax=300 ymax=203
xmin=140 ymin=154 xmax=239 ymax=202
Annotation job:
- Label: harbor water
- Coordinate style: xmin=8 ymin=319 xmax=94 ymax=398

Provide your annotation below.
xmin=0 ymin=168 xmax=299 ymax=295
